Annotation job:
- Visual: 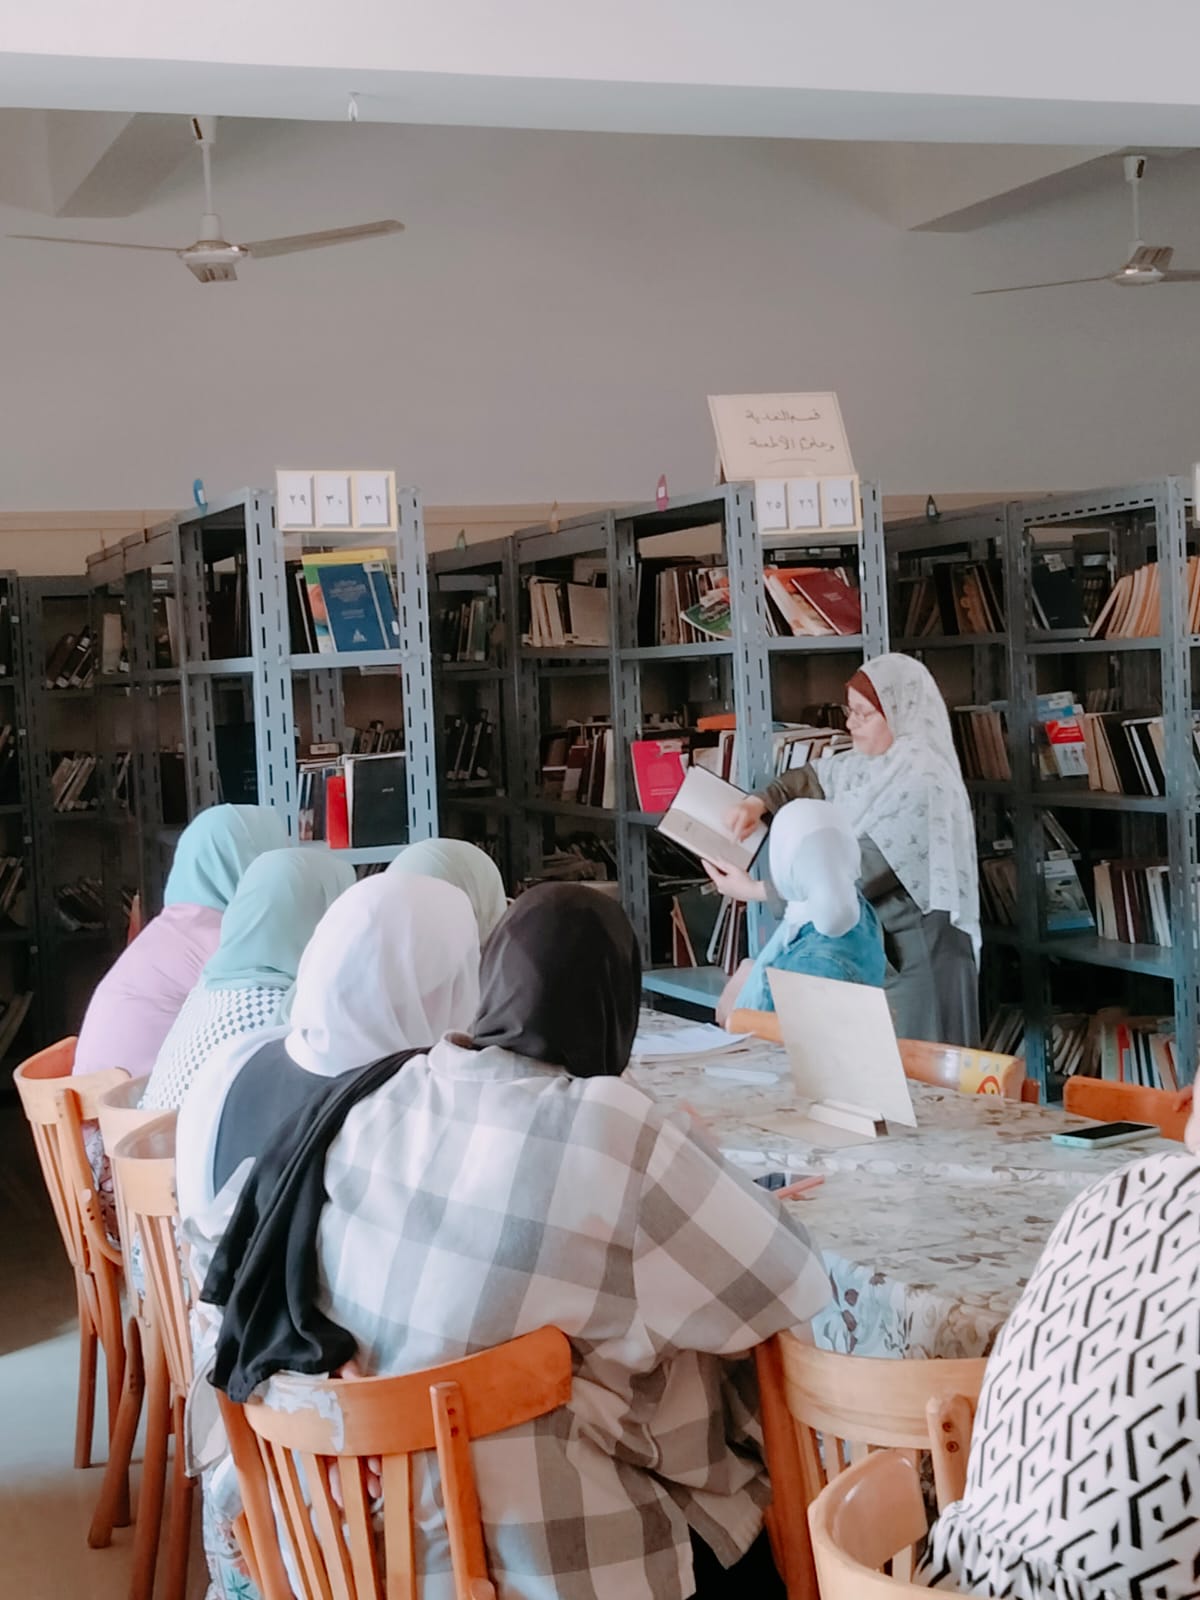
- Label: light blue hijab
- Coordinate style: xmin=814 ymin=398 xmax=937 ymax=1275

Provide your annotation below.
xmin=163 ymin=804 xmax=290 ymax=911
xmin=387 ymin=838 xmax=508 ymax=944
xmin=201 ymin=848 xmax=356 ymax=992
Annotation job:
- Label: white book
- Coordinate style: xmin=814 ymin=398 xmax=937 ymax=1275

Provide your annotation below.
xmin=657 ymin=765 xmax=766 ymax=873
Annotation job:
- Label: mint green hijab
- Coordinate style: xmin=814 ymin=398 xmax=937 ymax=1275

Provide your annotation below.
xmin=387 ymin=839 xmax=508 ymax=943
xmin=201 ymin=848 xmax=356 ymax=991
xmin=163 ymin=804 xmax=290 ymax=911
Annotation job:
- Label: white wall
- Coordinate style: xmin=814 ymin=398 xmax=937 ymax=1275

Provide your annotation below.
xmin=3 ymin=121 xmax=1200 ymax=514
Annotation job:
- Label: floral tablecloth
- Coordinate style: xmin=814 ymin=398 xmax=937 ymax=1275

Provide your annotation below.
xmin=629 ymin=1010 xmax=1176 ymax=1359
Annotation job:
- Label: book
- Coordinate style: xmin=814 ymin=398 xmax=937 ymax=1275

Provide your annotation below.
xmin=657 ymin=766 xmax=766 ymax=873
xmin=325 ymin=774 xmax=350 ymax=849
xmin=630 ymin=738 xmax=690 ymax=812
xmin=313 ymin=559 xmax=397 ymax=652
xmin=786 ymin=569 xmax=862 ymax=635
xmin=565 ymin=583 xmax=609 ymax=647
xmin=1042 ymin=857 xmax=1095 ymax=933
xmin=345 ymin=751 xmax=408 ymax=848
xmin=300 ymin=547 xmax=390 ymax=654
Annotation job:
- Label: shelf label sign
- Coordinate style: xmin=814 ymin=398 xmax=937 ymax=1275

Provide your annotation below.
xmin=707 ymin=393 xmax=860 ymax=535
xmin=276 ymin=470 xmax=398 ymax=533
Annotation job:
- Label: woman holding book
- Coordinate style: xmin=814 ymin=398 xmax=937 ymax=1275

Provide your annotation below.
xmin=714 ymin=798 xmax=885 ymax=1023
xmin=716 ymin=653 xmax=980 ymax=1046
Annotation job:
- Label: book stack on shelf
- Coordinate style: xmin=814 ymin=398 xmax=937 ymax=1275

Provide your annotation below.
xmin=980 ymin=815 xmax=1093 ymax=934
xmin=521 ymin=834 xmax=620 ymax=889
xmin=953 ymin=705 xmax=1011 ymax=781
xmin=55 ymin=875 xmax=118 ymax=933
xmin=762 ymin=566 xmax=860 ymax=638
xmin=1030 ymin=554 xmax=1112 ymax=632
xmin=438 ymin=594 xmax=497 ymax=663
xmin=287 ymin=548 xmax=401 ymax=654
xmin=45 ymin=627 xmax=97 ymax=689
xmin=298 ymin=746 xmax=410 ymax=849
xmin=631 ymin=720 xmax=850 ymax=813
xmin=524 ymin=570 xmax=609 ymax=648
xmin=48 ymin=751 xmax=100 ymax=812
xmin=0 ymin=857 xmax=27 ymax=928
xmin=1093 ymin=860 xmax=1174 ymax=947
xmin=1001 ymin=1006 xmax=1181 ymax=1090
xmin=443 ymin=712 xmax=497 ymax=790
xmin=1036 ymin=689 xmax=1191 ymax=796
xmin=539 ymin=723 xmax=616 ymax=807
xmin=897 ymin=557 xmax=1006 ymax=637
xmin=636 ymin=559 xmax=724 ymax=645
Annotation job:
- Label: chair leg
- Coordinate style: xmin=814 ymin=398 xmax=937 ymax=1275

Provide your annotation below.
xmin=163 ymin=1395 xmax=196 ymax=1600
xmin=97 ymin=1265 xmax=127 ymax=1444
xmin=74 ymin=1295 xmax=98 ymax=1471
xmin=129 ymin=1335 xmax=171 ymax=1600
xmin=88 ymin=1316 xmax=144 ymax=1547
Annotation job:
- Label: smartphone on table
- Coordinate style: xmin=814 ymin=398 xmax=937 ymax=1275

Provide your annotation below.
xmin=1051 ymin=1121 xmax=1156 ymax=1149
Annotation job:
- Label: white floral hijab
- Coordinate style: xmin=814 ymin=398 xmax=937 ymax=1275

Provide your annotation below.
xmin=818 ymin=653 xmax=980 ymax=961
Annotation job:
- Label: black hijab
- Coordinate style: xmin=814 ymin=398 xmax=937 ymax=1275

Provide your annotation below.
xmin=471 ymin=883 xmax=641 ymax=1077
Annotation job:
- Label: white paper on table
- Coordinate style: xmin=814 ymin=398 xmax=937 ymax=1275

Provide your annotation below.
xmin=632 ymin=1024 xmax=752 ymax=1062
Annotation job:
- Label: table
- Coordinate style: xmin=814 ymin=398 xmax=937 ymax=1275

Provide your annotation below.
xmin=629 ymin=1010 xmax=1178 ymax=1360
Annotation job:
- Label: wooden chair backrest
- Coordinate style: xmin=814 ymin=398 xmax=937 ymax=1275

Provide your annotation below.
xmin=808 ymin=1448 xmax=935 ymax=1598
xmin=97 ymin=1076 xmax=162 ymax=1261
xmin=220 ymin=1326 xmax=573 ymax=1600
xmin=726 ymin=1007 xmax=783 ymax=1044
xmin=12 ymin=1040 xmax=126 ymax=1271
xmin=111 ymin=1117 xmax=190 ymax=1398
xmin=898 ymin=1039 xmax=1025 ymax=1100
xmin=1063 ymin=1076 xmax=1187 ymax=1141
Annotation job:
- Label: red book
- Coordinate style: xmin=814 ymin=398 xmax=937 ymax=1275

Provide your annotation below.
xmin=788 ymin=569 xmax=862 ymax=635
xmin=325 ymin=774 xmax=350 ymax=849
xmin=630 ymin=738 xmax=689 ymax=812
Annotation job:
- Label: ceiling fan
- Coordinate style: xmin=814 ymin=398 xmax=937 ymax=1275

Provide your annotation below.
xmin=7 ymin=116 xmax=404 ymax=284
xmin=976 ymin=155 xmax=1200 ymax=295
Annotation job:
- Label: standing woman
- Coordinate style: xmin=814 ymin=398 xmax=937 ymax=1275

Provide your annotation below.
xmin=73 ymin=803 xmax=289 ymax=1078
xmin=140 ymin=848 xmax=355 ymax=1112
xmin=718 ymin=653 xmax=979 ymax=1046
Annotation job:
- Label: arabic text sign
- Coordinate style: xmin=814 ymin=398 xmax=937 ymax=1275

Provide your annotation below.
xmin=708 ymin=392 xmax=855 ymax=482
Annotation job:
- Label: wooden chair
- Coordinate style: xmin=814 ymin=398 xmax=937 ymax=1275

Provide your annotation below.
xmin=808 ymin=1448 xmax=955 ymax=1597
xmin=89 ymin=1077 xmax=173 ymax=1550
xmin=756 ymin=1333 xmax=984 ymax=1598
xmin=898 ymin=1039 xmax=1025 ymax=1100
xmin=219 ymin=1326 xmax=574 ymax=1600
xmin=12 ymin=1041 xmax=129 ymax=1476
xmin=1063 ymin=1076 xmax=1187 ymax=1141
xmin=110 ymin=1115 xmax=194 ymax=1600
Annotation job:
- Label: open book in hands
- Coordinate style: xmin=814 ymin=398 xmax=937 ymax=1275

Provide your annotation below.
xmin=657 ymin=766 xmax=768 ymax=874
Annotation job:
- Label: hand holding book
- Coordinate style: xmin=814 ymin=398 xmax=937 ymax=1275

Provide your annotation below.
xmin=725 ymin=795 xmax=767 ymax=842
xmin=702 ymin=859 xmax=767 ymax=902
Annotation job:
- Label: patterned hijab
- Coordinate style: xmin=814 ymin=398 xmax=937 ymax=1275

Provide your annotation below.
xmin=163 ymin=804 xmax=290 ymax=911
xmin=200 ymin=849 xmax=356 ymax=993
xmin=470 ymin=884 xmax=641 ymax=1078
xmin=821 ymin=653 xmax=980 ymax=959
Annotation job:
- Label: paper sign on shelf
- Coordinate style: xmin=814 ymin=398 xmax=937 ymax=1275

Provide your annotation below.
xmin=707 ymin=392 xmax=861 ymax=536
xmin=276 ymin=469 xmax=398 ymax=533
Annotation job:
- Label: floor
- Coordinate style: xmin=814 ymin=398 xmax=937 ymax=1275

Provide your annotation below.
xmin=0 ymin=1102 xmax=206 ymax=1600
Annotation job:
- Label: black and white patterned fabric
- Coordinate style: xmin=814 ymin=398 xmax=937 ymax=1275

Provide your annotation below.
xmin=919 ymin=1152 xmax=1200 ymax=1599
xmin=142 ymin=984 xmax=288 ymax=1112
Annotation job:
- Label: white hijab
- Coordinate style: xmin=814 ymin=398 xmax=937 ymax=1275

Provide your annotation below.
xmin=285 ymin=873 xmax=481 ymax=1076
xmin=819 ymin=653 xmax=980 ymax=960
xmin=769 ymin=799 xmax=862 ymax=937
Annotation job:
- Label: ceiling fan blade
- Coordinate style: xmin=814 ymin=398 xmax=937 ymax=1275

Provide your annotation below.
xmin=1125 ymin=243 xmax=1174 ymax=272
xmin=7 ymin=233 xmax=178 ymax=253
xmin=1159 ymin=268 xmax=1200 ymax=282
xmin=974 ymin=274 xmax=1114 ymax=295
xmin=242 ymin=219 xmax=404 ymax=260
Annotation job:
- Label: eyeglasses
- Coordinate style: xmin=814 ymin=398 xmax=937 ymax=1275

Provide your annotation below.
xmin=844 ymin=703 xmax=883 ymax=727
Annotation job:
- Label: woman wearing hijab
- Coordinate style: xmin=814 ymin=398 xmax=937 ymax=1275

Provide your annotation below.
xmin=918 ymin=1150 xmax=1200 ymax=1599
xmin=73 ymin=803 xmax=289 ymax=1078
xmin=201 ymin=884 xmax=831 ymax=1600
xmin=714 ymin=798 xmax=885 ymax=1023
xmin=140 ymin=849 xmax=355 ymax=1113
xmin=717 ymin=653 xmax=979 ymax=1045
xmin=387 ymin=836 xmax=508 ymax=943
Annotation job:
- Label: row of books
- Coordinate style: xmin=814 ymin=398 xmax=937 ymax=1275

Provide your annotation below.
xmin=953 ymin=705 xmax=1010 ymax=782
xmin=1037 ymin=692 xmax=1191 ymax=797
xmin=629 ymin=721 xmax=850 ymax=812
xmin=55 ymin=876 xmax=110 ymax=932
xmin=438 ymin=594 xmax=497 ymax=663
xmin=1094 ymin=859 xmax=1174 ymax=947
xmin=982 ymin=1003 xmax=1180 ymax=1090
xmin=286 ymin=550 xmax=401 ymax=655
xmin=296 ymin=749 xmax=409 ymax=848
xmin=1087 ymin=556 xmax=1200 ymax=640
xmin=444 ymin=712 xmax=497 ymax=787
xmin=898 ymin=558 xmax=1006 ymax=637
xmin=539 ymin=723 xmax=617 ymax=808
xmin=524 ymin=576 xmax=610 ymax=648
xmin=1029 ymin=556 xmax=1112 ymax=632
xmin=667 ymin=883 xmax=747 ymax=976
xmin=979 ymin=851 xmax=1096 ymax=936
xmin=45 ymin=628 xmax=99 ymax=689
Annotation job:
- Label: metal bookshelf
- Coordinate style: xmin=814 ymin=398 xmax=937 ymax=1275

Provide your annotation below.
xmin=888 ymin=480 xmax=1200 ymax=1092
xmin=429 ymin=483 xmax=889 ymax=997
xmin=0 ymin=573 xmax=41 ymax=1061
xmin=87 ymin=484 xmax=438 ymax=907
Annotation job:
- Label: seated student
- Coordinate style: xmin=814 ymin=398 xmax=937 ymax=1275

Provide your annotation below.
xmin=141 ymin=849 xmax=355 ymax=1112
xmin=712 ymin=798 xmax=885 ymax=1025
xmin=176 ymin=872 xmax=481 ymax=1226
xmin=386 ymin=836 xmax=508 ymax=944
xmin=918 ymin=1149 xmax=1200 ymax=1599
xmin=203 ymin=884 xmax=832 ymax=1600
